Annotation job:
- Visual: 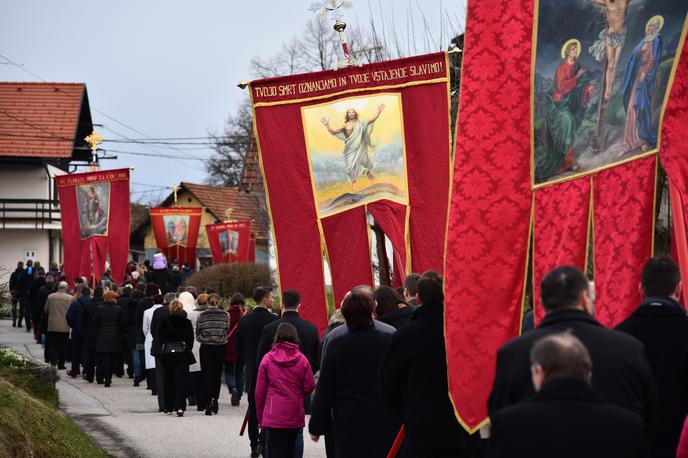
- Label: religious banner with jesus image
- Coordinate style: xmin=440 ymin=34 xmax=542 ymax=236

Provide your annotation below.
xmin=206 ymin=220 xmax=252 ymax=264
xmin=250 ymin=52 xmax=452 ymax=330
xmin=55 ymin=169 xmax=130 ymax=285
xmin=150 ymin=207 xmax=202 ymax=266
xmin=532 ymin=0 xmax=688 ymax=188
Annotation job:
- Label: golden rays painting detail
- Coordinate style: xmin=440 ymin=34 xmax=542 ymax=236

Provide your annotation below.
xmin=301 ymin=93 xmax=409 ymax=218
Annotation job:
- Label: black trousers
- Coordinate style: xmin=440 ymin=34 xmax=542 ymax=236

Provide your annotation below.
xmin=161 ymin=358 xmax=188 ymax=412
xmin=189 ymin=371 xmax=207 ymax=410
xmin=200 ymin=344 xmax=225 ymax=403
xmin=267 ymin=428 xmax=298 ymax=458
xmin=11 ymin=292 xmax=19 ymax=325
xmin=70 ymin=334 xmax=84 ymax=375
xmin=248 ymin=391 xmax=264 ymax=450
xmin=96 ymin=352 xmax=116 ymax=382
xmin=155 ymin=356 xmax=165 ymax=410
xmin=23 ymin=301 xmax=33 ymax=331
xmin=17 ymin=297 xmax=27 ymax=327
xmin=83 ymin=347 xmax=96 ymax=381
xmin=46 ymin=331 xmax=69 ymax=367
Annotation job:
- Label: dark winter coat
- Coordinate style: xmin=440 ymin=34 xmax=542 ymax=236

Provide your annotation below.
xmin=66 ymin=295 xmax=91 ymax=336
xmin=151 ymin=268 xmax=169 ymax=293
xmin=19 ymin=266 xmax=35 ymax=299
xmin=179 ymin=266 xmax=193 ymax=284
xmin=615 ymin=297 xmax=688 ymax=458
xmin=29 ymin=277 xmax=45 ymax=309
xmin=309 ymin=324 xmax=400 ymax=458
xmin=377 ymin=304 xmax=417 ymax=330
xmin=94 ymin=303 xmax=126 ymax=354
xmin=150 ymin=304 xmax=170 ymax=356
xmin=235 ymin=307 xmax=278 ymax=394
xmin=124 ymin=297 xmax=140 ymax=350
xmin=83 ymin=297 xmax=102 ymax=350
xmin=156 ymin=313 xmax=194 ymax=365
xmin=9 ymin=268 xmax=22 ymax=295
xmin=488 ymin=309 xmax=655 ymax=423
xmin=487 ymin=377 xmax=648 ymax=458
xmin=380 ymin=301 xmax=479 ymax=455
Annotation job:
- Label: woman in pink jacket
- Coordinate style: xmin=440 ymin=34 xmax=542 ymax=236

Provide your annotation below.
xmin=255 ymin=322 xmax=315 ymax=458
xmin=678 ymin=415 xmax=688 ymax=458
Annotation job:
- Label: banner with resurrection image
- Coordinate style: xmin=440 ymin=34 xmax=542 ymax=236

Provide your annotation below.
xmin=250 ymin=52 xmax=453 ymax=331
xmin=302 ymin=93 xmax=408 ymax=217
xmin=532 ymin=0 xmax=688 ymax=187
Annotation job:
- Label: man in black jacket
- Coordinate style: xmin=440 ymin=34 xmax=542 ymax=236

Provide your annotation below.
xmin=487 ymin=332 xmax=648 ymax=458
xmin=19 ymin=260 xmax=35 ymax=329
xmin=150 ymin=292 xmax=175 ymax=411
xmin=29 ymin=268 xmax=46 ymax=338
xmin=380 ymin=271 xmax=480 ymax=457
xmin=235 ymin=286 xmax=278 ymax=458
xmin=9 ymin=261 xmax=23 ymax=327
xmin=616 ymin=256 xmax=688 ymax=458
xmin=488 ymin=266 xmax=655 ymax=424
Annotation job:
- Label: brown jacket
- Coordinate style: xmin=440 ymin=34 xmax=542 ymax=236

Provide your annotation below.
xmin=44 ymin=291 xmax=72 ymax=332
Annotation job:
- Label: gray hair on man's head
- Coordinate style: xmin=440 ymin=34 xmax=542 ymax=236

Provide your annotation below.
xmin=58 ymin=281 xmax=69 ymax=291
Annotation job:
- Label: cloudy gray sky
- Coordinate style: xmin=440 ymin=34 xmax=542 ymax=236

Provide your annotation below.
xmin=1 ymin=0 xmax=466 ymax=202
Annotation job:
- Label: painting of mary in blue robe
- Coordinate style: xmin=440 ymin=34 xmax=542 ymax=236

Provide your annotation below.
xmin=621 ymin=16 xmax=663 ymax=155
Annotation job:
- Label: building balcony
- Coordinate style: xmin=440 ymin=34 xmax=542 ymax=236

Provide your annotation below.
xmin=0 ymin=199 xmax=61 ymax=230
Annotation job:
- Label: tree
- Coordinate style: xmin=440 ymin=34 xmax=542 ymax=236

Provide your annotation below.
xmin=205 ymin=97 xmax=254 ymax=187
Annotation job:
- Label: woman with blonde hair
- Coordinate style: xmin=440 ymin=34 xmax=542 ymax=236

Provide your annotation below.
xmin=156 ymin=299 xmax=194 ymax=416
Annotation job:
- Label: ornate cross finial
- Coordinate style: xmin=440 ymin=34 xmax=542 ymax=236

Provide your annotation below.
xmin=172 ymin=185 xmax=181 ymax=203
xmin=224 ymin=208 xmax=233 ymax=222
xmin=85 ymin=130 xmax=103 ymax=153
xmin=309 ymin=0 xmax=358 ymax=69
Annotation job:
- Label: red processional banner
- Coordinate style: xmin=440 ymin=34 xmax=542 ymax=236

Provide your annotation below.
xmin=206 ymin=220 xmax=253 ymax=264
xmin=251 ymin=52 xmax=452 ymax=330
xmin=446 ymin=0 xmax=688 ymax=432
xmin=55 ymin=168 xmax=130 ymax=284
xmin=150 ymin=207 xmax=202 ymax=266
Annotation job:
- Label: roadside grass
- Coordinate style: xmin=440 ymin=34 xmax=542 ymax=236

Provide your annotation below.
xmin=0 ymin=348 xmax=107 ymax=457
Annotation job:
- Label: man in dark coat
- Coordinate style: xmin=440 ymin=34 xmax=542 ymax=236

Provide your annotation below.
xmin=18 ymin=260 xmax=35 ymax=329
xmin=26 ymin=267 xmax=46 ymax=343
xmin=36 ymin=274 xmax=55 ymax=359
xmin=83 ymin=287 xmax=104 ymax=383
xmin=116 ymin=288 xmax=132 ymax=378
xmin=235 ymin=286 xmax=278 ymax=458
xmin=94 ymin=291 xmax=127 ymax=387
xmin=150 ymin=292 xmax=175 ymax=411
xmin=488 ymin=266 xmax=655 ymax=424
xmin=487 ymin=332 xmax=648 ymax=458
xmin=9 ymin=261 xmax=23 ymax=327
xmin=310 ymin=285 xmax=399 ymax=458
xmin=616 ymin=256 xmax=688 ymax=458
xmin=381 ymin=272 xmax=480 ymax=457
xmin=66 ymin=287 xmax=91 ymax=378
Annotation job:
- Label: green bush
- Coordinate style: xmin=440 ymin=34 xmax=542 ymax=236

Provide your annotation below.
xmin=186 ymin=263 xmax=274 ymax=299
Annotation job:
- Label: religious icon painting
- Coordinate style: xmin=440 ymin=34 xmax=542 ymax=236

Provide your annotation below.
xmin=532 ymin=0 xmax=688 ymax=187
xmin=163 ymin=214 xmax=190 ymax=246
xmin=301 ymin=92 xmax=409 ymax=218
xmin=219 ymin=230 xmax=239 ymax=256
xmin=76 ymin=182 xmax=110 ymax=239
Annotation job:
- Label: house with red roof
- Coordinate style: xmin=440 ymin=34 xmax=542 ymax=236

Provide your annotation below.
xmin=0 ymin=82 xmax=95 ymax=281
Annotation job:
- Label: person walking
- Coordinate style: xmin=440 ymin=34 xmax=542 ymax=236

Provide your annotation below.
xmin=66 ymin=287 xmax=91 ymax=378
xmin=309 ymin=286 xmax=400 ymax=458
xmin=127 ymin=289 xmax=145 ymax=386
xmin=94 ymin=291 xmax=126 ymax=387
xmin=235 ymin=286 xmax=279 ymax=458
xmin=9 ymin=261 xmax=23 ymax=327
xmin=256 ymin=323 xmax=316 ymax=458
xmin=196 ymin=294 xmax=230 ymax=415
xmin=225 ymin=293 xmax=246 ymax=406
xmin=185 ymin=291 xmax=207 ymax=410
xmin=44 ymin=281 xmax=72 ymax=369
xmin=28 ymin=267 xmax=46 ymax=336
xmin=487 ymin=332 xmax=648 ymax=458
xmin=156 ymin=299 xmax=194 ymax=416
xmin=615 ymin=257 xmax=688 ymax=458
xmin=142 ymin=293 xmax=165 ymax=400
xmin=374 ymin=285 xmax=416 ymax=330
xmin=135 ymin=289 xmax=155 ymax=388
xmin=150 ymin=292 xmax=174 ymax=410
xmin=380 ymin=272 xmax=480 ymax=457
xmin=19 ymin=260 xmax=35 ymax=330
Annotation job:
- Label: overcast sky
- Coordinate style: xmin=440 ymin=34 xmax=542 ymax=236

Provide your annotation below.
xmin=1 ymin=0 xmax=466 ymax=203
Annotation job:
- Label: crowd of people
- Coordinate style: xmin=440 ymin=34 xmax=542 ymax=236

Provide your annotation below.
xmin=6 ymin=254 xmax=688 ymax=457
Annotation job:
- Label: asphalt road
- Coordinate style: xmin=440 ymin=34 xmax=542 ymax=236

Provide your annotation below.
xmin=0 ymin=319 xmax=327 ymax=458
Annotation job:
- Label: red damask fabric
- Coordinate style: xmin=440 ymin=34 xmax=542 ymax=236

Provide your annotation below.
xmin=533 ymin=177 xmax=591 ymax=323
xmin=593 ymin=156 xmax=656 ymax=327
xmin=444 ymin=0 xmax=534 ymax=432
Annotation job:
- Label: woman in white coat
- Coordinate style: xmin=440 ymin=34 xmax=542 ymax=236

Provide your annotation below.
xmin=142 ymin=295 xmax=163 ymax=396
xmin=180 ymin=291 xmax=206 ymax=410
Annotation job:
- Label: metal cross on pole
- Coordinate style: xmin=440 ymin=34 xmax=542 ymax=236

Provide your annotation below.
xmin=309 ymin=0 xmax=359 ymax=69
